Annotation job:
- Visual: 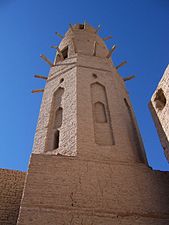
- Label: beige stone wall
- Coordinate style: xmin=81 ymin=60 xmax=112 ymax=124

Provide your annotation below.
xmin=32 ymin=65 xmax=78 ymax=156
xmin=17 ymin=24 xmax=168 ymax=225
xmin=0 ymin=169 xmax=25 ymax=225
xmin=17 ymin=154 xmax=169 ymax=225
xmin=32 ymin=24 xmax=147 ymax=164
xmin=149 ymin=65 xmax=169 ymax=161
xmin=76 ymin=57 xmax=147 ymax=164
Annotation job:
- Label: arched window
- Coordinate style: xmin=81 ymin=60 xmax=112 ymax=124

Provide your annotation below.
xmin=55 ymin=46 xmax=68 ymax=63
xmin=91 ymin=82 xmax=115 ymax=145
xmin=45 ymin=87 xmax=64 ymax=152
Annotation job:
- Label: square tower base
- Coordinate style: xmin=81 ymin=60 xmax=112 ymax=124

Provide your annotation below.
xmin=17 ymin=154 xmax=169 ymax=225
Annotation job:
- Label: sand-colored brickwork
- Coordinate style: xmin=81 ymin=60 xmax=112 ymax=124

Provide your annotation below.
xmin=0 ymin=169 xmax=25 ymax=225
xmin=16 ymin=24 xmax=169 ymax=225
xmin=32 ymin=24 xmax=147 ymax=164
xmin=17 ymin=154 xmax=169 ymax=225
xmin=149 ymin=65 xmax=169 ymax=161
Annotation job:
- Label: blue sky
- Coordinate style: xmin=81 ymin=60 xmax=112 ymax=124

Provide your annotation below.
xmin=0 ymin=0 xmax=168 ymax=171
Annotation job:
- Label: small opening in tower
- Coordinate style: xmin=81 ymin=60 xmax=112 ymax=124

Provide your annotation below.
xmin=60 ymin=78 xmax=64 ymax=83
xmin=61 ymin=46 xmax=68 ymax=59
xmin=53 ymin=130 xmax=60 ymax=149
xmin=154 ymin=88 xmax=166 ymax=110
xmin=79 ymin=24 xmax=84 ymax=30
xmin=93 ymin=73 xmax=97 ymax=79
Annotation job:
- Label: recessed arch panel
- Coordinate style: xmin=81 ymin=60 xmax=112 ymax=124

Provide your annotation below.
xmin=45 ymin=87 xmax=64 ymax=151
xmin=94 ymin=101 xmax=107 ymax=123
xmin=91 ymin=82 xmax=115 ymax=145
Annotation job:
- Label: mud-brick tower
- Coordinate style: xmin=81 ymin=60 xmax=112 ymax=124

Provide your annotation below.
xmin=17 ymin=23 xmax=169 ymax=225
xmin=149 ymin=65 xmax=169 ymax=161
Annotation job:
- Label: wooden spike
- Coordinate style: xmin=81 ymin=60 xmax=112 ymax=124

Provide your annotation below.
xmin=40 ymin=54 xmax=54 ymax=67
xmin=106 ymin=45 xmax=116 ymax=58
xmin=55 ymin=46 xmax=64 ymax=61
xmin=84 ymin=21 xmax=87 ymax=30
xmin=95 ymin=24 xmax=101 ymax=33
xmin=116 ymin=61 xmax=127 ymax=70
xmin=92 ymin=41 xmax=97 ymax=56
xmin=123 ymin=75 xmax=135 ymax=81
xmin=72 ymin=38 xmax=77 ymax=53
xmin=32 ymin=89 xmax=44 ymax=93
xmin=55 ymin=32 xmax=63 ymax=39
xmin=103 ymin=36 xmax=112 ymax=41
xmin=69 ymin=24 xmax=74 ymax=31
xmin=34 ymin=75 xmax=48 ymax=80
xmin=54 ymin=54 xmax=57 ymax=65
xmin=51 ymin=45 xmax=58 ymax=49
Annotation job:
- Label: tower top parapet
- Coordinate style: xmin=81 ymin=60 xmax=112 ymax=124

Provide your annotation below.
xmin=68 ymin=23 xmax=97 ymax=33
xmin=53 ymin=22 xmax=113 ymax=70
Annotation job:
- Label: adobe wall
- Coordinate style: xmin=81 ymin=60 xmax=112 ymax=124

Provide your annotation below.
xmin=76 ymin=57 xmax=147 ymax=164
xmin=16 ymin=24 xmax=169 ymax=225
xmin=0 ymin=169 xmax=26 ymax=225
xmin=149 ymin=65 xmax=169 ymax=161
xmin=17 ymin=154 xmax=169 ymax=225
xmin=32 ymin=57 xmax=147 ymax=164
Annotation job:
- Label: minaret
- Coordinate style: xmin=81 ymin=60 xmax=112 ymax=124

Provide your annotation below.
xmin=149 ymin=65 xmax=169 ymax=161
xmin=32 ymin=23 xmax=147 ymax=162
xmin=17 ymin=23 xmax=169 ymax=225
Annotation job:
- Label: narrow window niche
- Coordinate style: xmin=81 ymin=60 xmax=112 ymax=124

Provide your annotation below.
xmin=52 ymin=107 xmax=63 ymax=150
xmin=154 ymin=88 xmax=166 ymax=110
xmin=55 ymin=46 xmax=68 ymax=63
xmin=91 ymin=82 xmax=115 ymax=145
xmin=45 ymin=87 xmax=64 ymax=152
xmin=61 ymin=46 xmax=68 ymax=59
xmin=53 ymin=130 xmax=60 ymax=149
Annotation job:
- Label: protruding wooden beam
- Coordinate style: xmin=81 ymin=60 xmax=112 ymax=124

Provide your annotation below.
xmin=72 ymin=38 xmax=77 ymax=53
xmin=102 ymin=36 xmax=112 ymax=41
xmin=32 ymin=89 xmax=44 ymax=93
xmin=55 ymin=32 xmax=64 ymax=39
xmin=116 ymin=61 xmax=127 ymax=70
xmin=106 ymin=45 xmax=116 ymax=58
xmin=95 ymin=24 xmax=101 ymax=33
xmin=92 ymin=41 xmax=97 ymax=56
xmin=51 ymin=45 xmax=58 ymax=49
xmin=40 ymin=54 xmax=54 ymax=67
xmin=69 ymin=24 xmax=74 ymax=32
xmin=123 ymin=75 xmax=135 ymax=81
xmin=84 ymin=21 xmax=87 ymax=30
xmin=34 ymin=75 xmax=48 ymax=80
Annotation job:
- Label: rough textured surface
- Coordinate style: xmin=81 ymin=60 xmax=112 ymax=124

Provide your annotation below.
xmin=32 ymin=24 xmax=147 ymax=164
xmin=16 ymin=24 xmax=169 ymax=225
xmin=17 ymin=154 xmax=169 ymax=225
xmin=149 ymin=65 xmax=169 ymax=161
xmin=0 ymin=169 xmax=25 ymax=225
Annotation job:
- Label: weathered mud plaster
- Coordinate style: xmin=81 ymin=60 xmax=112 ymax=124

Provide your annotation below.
xmin=149 ymin=65 xmax=169 ymax=161
xmin=16 ymin=24 xmax=169 ymax=225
